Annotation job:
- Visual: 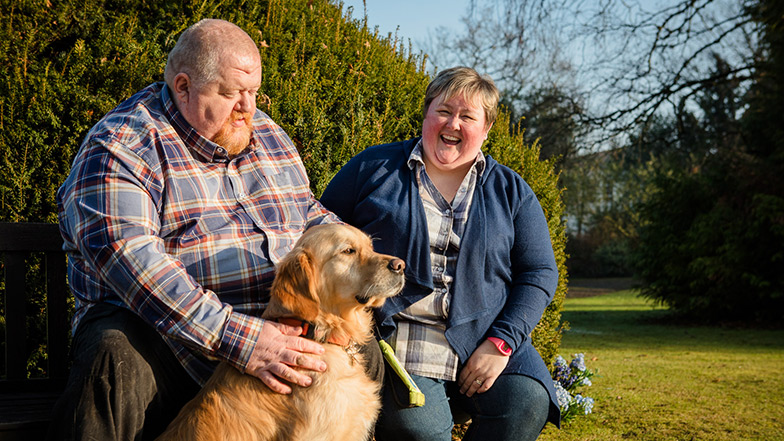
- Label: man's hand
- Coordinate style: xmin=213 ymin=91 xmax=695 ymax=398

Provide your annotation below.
xmin=245 ymin=320 xmax=327 ymax=394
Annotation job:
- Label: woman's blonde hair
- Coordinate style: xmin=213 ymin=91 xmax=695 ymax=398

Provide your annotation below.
xmin=423 ymin=66 xmax=499 ymax=127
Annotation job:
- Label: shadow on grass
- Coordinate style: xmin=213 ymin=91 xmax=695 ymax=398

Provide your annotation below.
xmin=561 ymin=291 xmax=784 ymax=353
xmin=545 ymin=289 xmax=784 ymax=441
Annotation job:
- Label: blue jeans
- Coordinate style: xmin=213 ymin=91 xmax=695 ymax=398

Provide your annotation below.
xmin=375 ymin=372 xmax=550 ymax=441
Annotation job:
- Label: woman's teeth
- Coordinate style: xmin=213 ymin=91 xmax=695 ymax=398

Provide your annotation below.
xmin=441 ymin=135 xmax=460 ymax=144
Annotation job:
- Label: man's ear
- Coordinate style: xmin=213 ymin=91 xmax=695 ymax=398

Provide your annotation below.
xmin=172 ymin=72 xmax=191 ymax=105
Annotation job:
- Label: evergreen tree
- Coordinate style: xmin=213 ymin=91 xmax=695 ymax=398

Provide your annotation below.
xmin=634 ymin=1 xmax=784 ymax=324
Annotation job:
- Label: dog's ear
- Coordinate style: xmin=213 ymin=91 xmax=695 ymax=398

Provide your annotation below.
xmin=271 ymin=248 xmax=321 ymax=322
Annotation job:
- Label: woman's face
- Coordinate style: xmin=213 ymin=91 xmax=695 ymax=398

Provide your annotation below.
xmin=421 ymin=93 xmax=492 ymax=177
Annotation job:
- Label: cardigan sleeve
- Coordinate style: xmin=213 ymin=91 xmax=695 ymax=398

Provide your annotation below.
xmin=486 ymin=177 xmax=558 ymax=352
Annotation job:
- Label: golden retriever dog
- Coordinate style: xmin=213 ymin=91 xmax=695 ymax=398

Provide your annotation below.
xmin=156 ymin=224 xmax=405 ymax=441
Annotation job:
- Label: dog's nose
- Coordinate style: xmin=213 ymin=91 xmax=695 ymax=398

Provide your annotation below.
xmin=388 ymin=258 xmax=405 ymax=274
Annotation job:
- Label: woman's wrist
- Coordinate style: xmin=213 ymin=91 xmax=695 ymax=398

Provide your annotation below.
xmin=487 ymin=337 xmax=512 ymax=356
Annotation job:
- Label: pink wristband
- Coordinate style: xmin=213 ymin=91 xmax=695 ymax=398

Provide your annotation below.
xmin=487 ymin=337 xmax=512 ymax=356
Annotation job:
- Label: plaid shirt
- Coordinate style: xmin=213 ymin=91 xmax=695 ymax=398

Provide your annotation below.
xmin=57 ymin=83 xmax=339 ymax=384
xmin=391 ymin=140 xmax=485 ymax=381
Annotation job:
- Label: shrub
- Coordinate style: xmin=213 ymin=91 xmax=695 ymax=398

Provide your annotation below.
xmin=634 ymin=155 xmax=784 ymax=324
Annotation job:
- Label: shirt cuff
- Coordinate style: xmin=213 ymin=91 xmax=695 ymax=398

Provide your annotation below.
xmin=487 ymin=337 xmax=512 ymax=356
xmin=216 ymin=312 xmax=264 ymax=371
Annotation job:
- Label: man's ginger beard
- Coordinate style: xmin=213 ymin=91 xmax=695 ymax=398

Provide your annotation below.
xmin=212 ymin=110 xmax=253 ymax=156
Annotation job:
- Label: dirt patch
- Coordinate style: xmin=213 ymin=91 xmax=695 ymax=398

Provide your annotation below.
xmin=567 ymin=277 xmax=634 ymax=298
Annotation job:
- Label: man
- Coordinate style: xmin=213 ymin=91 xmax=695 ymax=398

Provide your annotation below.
xmin=50 ymin=19 xmax=344 ymax=440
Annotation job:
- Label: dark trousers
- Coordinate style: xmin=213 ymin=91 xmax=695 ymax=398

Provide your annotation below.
xmin=47 ymin=304 xmax=201 ymax=441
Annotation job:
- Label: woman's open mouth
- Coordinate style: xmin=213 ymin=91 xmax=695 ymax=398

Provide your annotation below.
xmin=441 ymin=134 xmax=460 ymax=145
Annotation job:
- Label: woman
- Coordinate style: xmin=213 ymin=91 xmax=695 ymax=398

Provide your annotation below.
xmin=320 ymin=66 xmax=560 ymax=440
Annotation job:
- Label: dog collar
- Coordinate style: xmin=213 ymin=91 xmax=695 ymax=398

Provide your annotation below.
xmin=277 ymin=317 xmax=317 ymax=340
xmin=277 ymin=317 xmax=360 ymax=366
xmin=276 ymin=317 xmax=352 ymax=347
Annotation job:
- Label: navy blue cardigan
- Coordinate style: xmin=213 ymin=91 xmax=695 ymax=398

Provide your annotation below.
xmin=321 ymin=138 xmax=560 ymax=426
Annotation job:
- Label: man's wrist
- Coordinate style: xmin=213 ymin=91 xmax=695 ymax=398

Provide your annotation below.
xmin=218 ymin=313 xmax=264 ymax=370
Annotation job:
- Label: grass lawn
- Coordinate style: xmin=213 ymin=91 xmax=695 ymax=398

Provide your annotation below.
xmin=537 ymin=289 xmax=784 ymax=441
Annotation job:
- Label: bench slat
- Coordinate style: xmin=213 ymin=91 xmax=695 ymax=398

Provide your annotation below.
xmin=45 ymin=251 xmax=69 ymax=379
xmin=0 ymin=390 xmax=60 ymax=430
xmin=4 ymin=252 xmax=28 ymax=381
xmin=0 ymin=222 xmax=62 ymax=252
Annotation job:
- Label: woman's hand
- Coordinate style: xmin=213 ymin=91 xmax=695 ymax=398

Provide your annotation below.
xmin=458 ymin=339 xmax=510 ymax=397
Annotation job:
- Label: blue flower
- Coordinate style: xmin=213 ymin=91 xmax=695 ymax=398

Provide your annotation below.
xmin=570 ymin=353 xmax=586 ymax=372
xmin=574 ymin=394 xmax=595 ymax=414
xmin=582 ymin=397 xmax=595 ymax=414
xmin=553 ymin=381 xmax=571 ymax=411
xmin=551 ymin=352 xmax=597 ymax=423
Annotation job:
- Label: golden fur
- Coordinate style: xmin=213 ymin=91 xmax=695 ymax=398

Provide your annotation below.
xmin=156 ymin=224 xmax=405 ymax=441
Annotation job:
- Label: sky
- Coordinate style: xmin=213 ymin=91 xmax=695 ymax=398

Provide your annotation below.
xmin=340 ymin=0 xmax=470 ymax=53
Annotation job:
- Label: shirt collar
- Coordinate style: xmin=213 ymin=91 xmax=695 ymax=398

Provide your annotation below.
xmin=407 ymin=138 xmax=486 ymax=177
xmin=161 ymin=83 xmax=256 ymax=163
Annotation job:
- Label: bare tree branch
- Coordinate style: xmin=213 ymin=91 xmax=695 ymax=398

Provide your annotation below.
xmin=427 ymin=0 xmax=763 ymax=148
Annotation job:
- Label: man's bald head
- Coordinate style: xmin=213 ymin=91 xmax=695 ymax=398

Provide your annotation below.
xmin=164 ymin=19 xmax=260 ymax=89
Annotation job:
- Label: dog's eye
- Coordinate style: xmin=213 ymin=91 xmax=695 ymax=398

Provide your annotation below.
xmin=342 ymin=247 xmax=356 ymax=255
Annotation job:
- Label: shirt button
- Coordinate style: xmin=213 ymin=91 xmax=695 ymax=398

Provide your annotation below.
xmin=444 ymin=209 xmax=452 ymax=216
xmin=441 ymin=288 xmax=447 ymax=294
xmin=238 ymin=192 xmax=246 ymax=199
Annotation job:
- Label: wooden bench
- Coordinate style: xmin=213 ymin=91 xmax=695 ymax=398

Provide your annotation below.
xmin=0 ymin=222 xmax=69 ymax=440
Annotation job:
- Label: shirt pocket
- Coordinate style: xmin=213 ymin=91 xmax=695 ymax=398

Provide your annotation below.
xmin=243 ymin=168 xmax=309 ymax=234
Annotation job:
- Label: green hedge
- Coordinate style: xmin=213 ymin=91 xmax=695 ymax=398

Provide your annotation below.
xmin=0 ymin=0 xmax=566 ymax=374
